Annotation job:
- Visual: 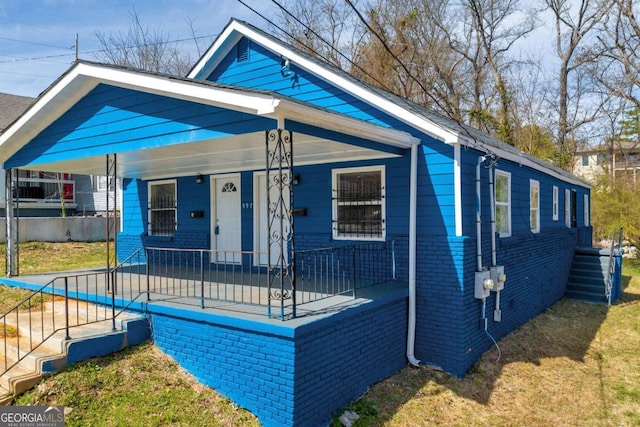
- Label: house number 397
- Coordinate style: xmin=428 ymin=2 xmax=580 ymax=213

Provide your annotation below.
xmin=242 ymin=202 xmax=253 ymax=209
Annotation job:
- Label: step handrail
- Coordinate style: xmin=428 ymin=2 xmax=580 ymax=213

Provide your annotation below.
xmin=605 ymin=227 xmax=623 ymax=305
xmin=0 ymin=247 xmax=144 ymax=378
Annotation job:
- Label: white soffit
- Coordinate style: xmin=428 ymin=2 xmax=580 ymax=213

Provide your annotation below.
xmin=20 ymin=131 xmax=398 ymax=180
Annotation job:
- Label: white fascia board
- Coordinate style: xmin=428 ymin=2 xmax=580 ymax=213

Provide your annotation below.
xmin=0 ymin=69 xmax=95 ymax=163
xmin=212 ymin=21 xmax=459 ymax=145
xmin=77 ymin=63 xmax=279 ymax=115
xmin=0 ymin=62 xmax=280 ymax=163
xmin=188 ymin=23 xmax=243 ymax=79
xmin=276 ymin=100 xmax=419 ymax=148
xmin=458 ymin=134 xmax=591 ymax=189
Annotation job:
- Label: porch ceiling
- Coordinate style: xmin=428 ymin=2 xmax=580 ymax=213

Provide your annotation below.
xmin=22 ymin=131 xmax=398 ymax=180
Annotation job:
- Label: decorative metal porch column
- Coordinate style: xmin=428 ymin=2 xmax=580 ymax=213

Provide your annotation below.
xmin=105 ymin=154 xmax=118 ymax=296
xmin=4 ymin=169 xmax=19 ymax=276
xmin=265 ymin=129 xmax=295 ymax=320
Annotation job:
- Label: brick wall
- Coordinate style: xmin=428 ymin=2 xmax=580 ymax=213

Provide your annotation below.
xmin=414 ymin=228 xmax=577 ymax=376
xmin=414 ymin=235 xmax=471 ymax=374
xmin=292 ymin=294 xmax=407 ymax=426
xmin=149 ymin=290 xmax=407 ymax=427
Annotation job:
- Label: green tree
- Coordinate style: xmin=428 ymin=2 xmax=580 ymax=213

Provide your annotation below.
xmin=619 ymin=108 xmax=640 ymax=144
xmin=591 ymin=172 xmax=640 ymax=247
xmin=515 ymin=124 xmax=559 ymax=162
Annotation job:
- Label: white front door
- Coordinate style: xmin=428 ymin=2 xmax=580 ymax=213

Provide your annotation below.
xmin=212 ymin=175 xmax=241 ymax=263
xmin=254 ymin=172 xmax=290 ymax=266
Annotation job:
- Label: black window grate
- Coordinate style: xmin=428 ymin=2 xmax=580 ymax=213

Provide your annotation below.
xmin=333 ymin=170 xmax=384 ymax=239
xmin=149 ymin=182 xmax=176 ymax=236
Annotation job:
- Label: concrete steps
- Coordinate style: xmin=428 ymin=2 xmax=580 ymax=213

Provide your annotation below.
xmin=0 ymin=300 xmax=148 ymax=405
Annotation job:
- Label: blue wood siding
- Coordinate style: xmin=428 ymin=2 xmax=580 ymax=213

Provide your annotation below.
xmin=118 ymin=154 xmax=416 ymax=257
xmin=208 ymin=41 xmax=393 ymax=127
xmin=460 ymin=147 xmax=590 ymax=239
xmin=5 ymin=84 xmax=274 ymax=168
xmin=204 ymin=39 xmax=458 ymax=236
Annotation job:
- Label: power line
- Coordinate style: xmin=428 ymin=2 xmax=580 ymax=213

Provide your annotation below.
xmin=235 ymin=0 xmax=352 ymax=75
xmin=0 ymin=52 xmax=76 ymax=64
xmin=268 ymin=0 xmax=397 ymax=94
xmin=263 ymin=0 xmax=490 ymax=153
xmin=0 ymin=36 xmax=71 ymax=50
xmin=342 ymin=0 xmax=497 ymax=156
xmin=235 ymin=0 xmax=397 ymax=95
xmin=0 ymin=70 xmax=58 ymax=79
xmin=0 ymin=32 xmax=219 ymax=65
xmin=343 ymin=0 xmax=450 ymax=116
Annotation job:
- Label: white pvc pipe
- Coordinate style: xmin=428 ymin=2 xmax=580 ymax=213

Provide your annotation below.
xmin=406 ymin=143 xmax=420 ymax=367
xmin=489 ymin=163 xmax=497 ymax=267
xmin=489 ymin=161 xmax=502 ymax=320
xmin=476 ymin=156 xmax=485 ymax=272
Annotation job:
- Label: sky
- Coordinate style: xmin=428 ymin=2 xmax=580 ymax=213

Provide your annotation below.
xmin=0 ymin=0 xmax=560 ymax=100
xmin=0 ymin=0 xmax=277 ymax=98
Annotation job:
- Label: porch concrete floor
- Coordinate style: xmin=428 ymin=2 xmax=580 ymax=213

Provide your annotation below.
xmin=1 ymin=268 xmax=408 ymax=327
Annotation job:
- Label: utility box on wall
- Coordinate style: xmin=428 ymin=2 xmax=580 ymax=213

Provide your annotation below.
xmin=474 ymin=270 xmax=493 ymax=299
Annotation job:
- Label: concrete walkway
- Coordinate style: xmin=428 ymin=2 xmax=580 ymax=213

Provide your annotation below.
xmin=0 ymin=290 xmax=148 ymax=404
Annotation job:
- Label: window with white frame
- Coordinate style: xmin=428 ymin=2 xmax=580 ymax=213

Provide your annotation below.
xmin=495 ymin=170 xmax=511 ymax=237
xmin=565 ymin=188 xmax=571 ymax=228
xmin=148 ymin=180 xmax=176 ymax=236
xmin=552 ymin=185 xmax=559 ymax=221
xmin=332 ymin=165 xmax=385 ymax=240
xmin=93 ymin=176 xmax=116 ymax=192
xmin=584 ymin=194 xmax=590 ymax=226
xmin=530 ymin=179 xmax=540 ymax=233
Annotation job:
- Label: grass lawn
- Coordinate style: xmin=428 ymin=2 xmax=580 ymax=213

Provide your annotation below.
xmin=14 ymin=342 xmax=260 ymax=427
xmin=1 ymin=243 xmax=639 ymax=426
xmin=0 ymin=241 xmax=111 ymax=275
xmin=335 ymin=263 xmax=640 ymax=426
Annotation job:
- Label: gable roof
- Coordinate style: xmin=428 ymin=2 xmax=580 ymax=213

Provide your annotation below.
xmin=190 ymin=19 xmax=590 ymax=188
xmin=0 ymin=93 xmax=34 ymax=133
xmin=0 ymin=60 xmax=418 ymax=178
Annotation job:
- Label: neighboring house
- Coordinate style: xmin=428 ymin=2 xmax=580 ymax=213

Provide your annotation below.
xmin=0 ymin=19 xmax=594 ymax=427
xmin=0 ymin=92 xmax=116 ymax=217
xmin=574 ymin=140 xmax=640 ymax=184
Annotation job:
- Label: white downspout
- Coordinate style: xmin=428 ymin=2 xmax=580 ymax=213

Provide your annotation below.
xmin=407 ymin=143 xmax=420 ymax=366
xmin=489 ymin=163 xmax=497 ymax=267
xmin=476 ymin=156 xmax=485 ymax=272
xmin=489 ymin=163 xmax=503 ymax=321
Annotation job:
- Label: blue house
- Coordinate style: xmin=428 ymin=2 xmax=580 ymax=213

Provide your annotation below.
xmin=0 ymin=19 xmax=594 ymax=427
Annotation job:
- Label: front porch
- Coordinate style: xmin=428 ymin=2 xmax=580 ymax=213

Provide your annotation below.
xmin=0 ymin=61 xmax=419 ymax=427
xmin=2 ymin=241 xmax=403 ymax=321
xmin=0 ymin=248 xmax=408 ymax=427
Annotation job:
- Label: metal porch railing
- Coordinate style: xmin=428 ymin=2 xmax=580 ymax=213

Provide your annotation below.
xmin=605 ymin=227 xmax=624 ymax=305
xmin=0 ymin=248 xmax=145 ymax=377
xmin=0 ymin=241 xmax=399 ymax=372
xmin=17 ymin=177 xmax=75 ymax=204
xmin=144 ymin=241 xmax=398 ymax=318
xmin=296 ymin=241 xmax=397 ymax=304
xmin=144 ymin=247 xmax=269 ymax=308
